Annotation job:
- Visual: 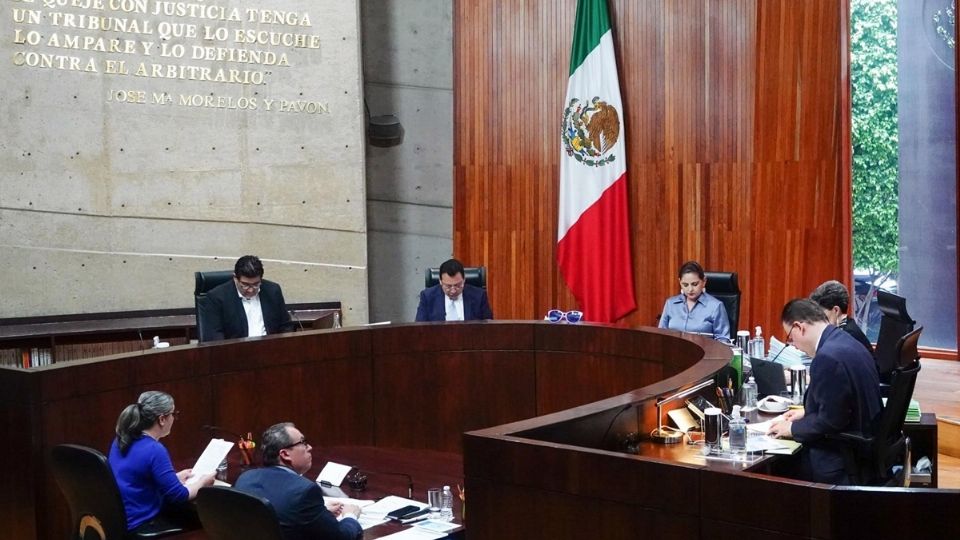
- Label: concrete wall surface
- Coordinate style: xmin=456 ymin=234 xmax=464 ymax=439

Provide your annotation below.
xmin=1 ymin=0 xmax=369 ymax=321
xmin=362 ymin=0 xmax=453 ymax=323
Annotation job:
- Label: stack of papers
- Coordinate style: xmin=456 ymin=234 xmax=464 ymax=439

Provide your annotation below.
xmin=767 ymin=336 xmax=811 ymax=367
xmin=354 ymin=495 xmax=429 ymax=530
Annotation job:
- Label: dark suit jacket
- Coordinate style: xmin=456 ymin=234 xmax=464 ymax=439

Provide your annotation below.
xmin=415 ymin=284 xmax=493 ymax=322
xmin=791 ymin=324 xmax=883 ymax=484
xmin=840 ymin=317 xmax=874 ymax=355
xmin=200 ymin=279 xmax=294 ymax=342
xmin=235 ymin=466 xmax=362 ymax=540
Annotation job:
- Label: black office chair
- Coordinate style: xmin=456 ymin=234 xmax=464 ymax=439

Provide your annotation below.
xmin=705 ymin=271 xmax=740 ymax=340
xmin=831 ymin=357 xmax=921 ymax=486
xmin=873 ymin=290 xmax=916 ymax=383
xmin=49 ymin=444 xmax=185 ymax=539
xmin=196 ymin=486 xmax=285 ymax=540
xmin=425 ymin=266 xmax=487 ymax=289
xmin=194 ymin=270 xmax=234 ymax=344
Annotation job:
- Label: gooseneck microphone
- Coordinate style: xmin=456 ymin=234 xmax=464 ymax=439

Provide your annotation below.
xmin=201 ymin=424 xmax=247 ymax=442
xmin=598 ymin=403 xmax=635 ymax=449
xmin=289 ymin=309 xmax=305 ymax=331
xmin=350 ymin=469 xmax=414 ymax=499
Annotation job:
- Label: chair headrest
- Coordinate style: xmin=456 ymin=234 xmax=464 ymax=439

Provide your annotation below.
xmin=877 ymin=290 xmax=914 ymax=323
xmin=425 ymin=266 xmax=487 ymax=289
xmin=195 ymin=271 xmax=234 ymax=296
xmin=705 ymin=271 xmax=739 ymax=295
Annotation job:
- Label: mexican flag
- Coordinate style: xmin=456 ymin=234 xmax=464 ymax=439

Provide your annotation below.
xmin=557 ymin=0 xmax=636 ymax=323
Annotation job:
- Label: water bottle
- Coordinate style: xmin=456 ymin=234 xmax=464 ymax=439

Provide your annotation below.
xmin=215 ymin=459 xmax=228 ymax=482
xmin=741 ymin=376 xmax=759 ymax=422
xmin=728 ymin=405 xmax=747 ymax=456
xmin=440 ymin=485 xmax=454 ymax=521
xmin=751 ymin=326 xmax=765 ymax=360
xmin=332 ymin=311 xmax=342 ymax=328
xmin=741 ymin=376 xmax=757 ymax=408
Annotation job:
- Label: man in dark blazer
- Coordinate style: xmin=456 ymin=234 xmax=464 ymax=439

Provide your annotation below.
xmin=768 ymin=299 xmax=883 ymax=485
xmin=810 ymin=280 xmax=874 ymax=355
xmin=200 ymin=255 xmax=294 ymax=342
xmin=415 ymin=258 xmax=493 ymax=322
xmin=235 ymin=423 xmax=362 ymax=540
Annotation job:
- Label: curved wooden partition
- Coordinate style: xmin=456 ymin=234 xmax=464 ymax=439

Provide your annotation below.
xmin=1 ymin=322 xmax=954 ymax=539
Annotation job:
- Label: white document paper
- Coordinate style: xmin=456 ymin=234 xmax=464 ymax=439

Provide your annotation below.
xmin=187 ymin=438 xmax=233 ymax=483
xmin=361 ymin=495 xmax=428 ymax=519
xmin=316 ymin=461 xmax=353 ymax=487
xmin=413 ymin=520 xmax=460 ymax=533
xmin=377 ymin=528 xmax=447 ymax=539
xmin=746 ymin=415 xmax=786 ymax=434
xmin=321 ymin=496 xmax=380 ymax=529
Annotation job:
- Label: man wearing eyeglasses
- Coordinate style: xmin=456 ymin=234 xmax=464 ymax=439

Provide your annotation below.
xmin=235 ymin=423 xmax=363 ymax=540
xmin=200 ymin=255 xmax=294 ymax=342
xmin=767 ymin=298 xmax=883 ymax=485
xmin=415 ymin=258 xmax=493 ymax=322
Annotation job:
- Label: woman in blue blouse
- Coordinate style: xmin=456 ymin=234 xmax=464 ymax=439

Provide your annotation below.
xmin=108 ymin=391 xmax=214 ymax=532
xmin=658 ymin=260 xmax=731 ymax=341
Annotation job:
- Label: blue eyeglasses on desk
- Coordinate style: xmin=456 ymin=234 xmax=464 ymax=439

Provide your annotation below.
xmin=545 ymin=309 xmax=584 ymax=324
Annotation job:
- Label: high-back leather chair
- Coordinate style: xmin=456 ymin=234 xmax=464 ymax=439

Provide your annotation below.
xmin=49 ymin=444 xmax=185 ymax=539
xmin=196 ymin=486 xmax=284 ymax=540
xmin=194 ymin=270 xmax=234 ymax=344
xmin=425 ymin=266 xmax=487 ymax=289
xmin=831 ymin=354 xmax=921 ymax=486
xmin=705 ymin=271 xmax=740 ymax=340
xmin=873 ymin=290 xmax=916 ymax=383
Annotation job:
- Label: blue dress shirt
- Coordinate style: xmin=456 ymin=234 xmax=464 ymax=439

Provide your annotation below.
xmin=658 ymin=291 xmax=731 ymax=341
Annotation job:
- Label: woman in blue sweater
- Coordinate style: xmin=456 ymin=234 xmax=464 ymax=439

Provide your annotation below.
xmin=108 ymin=391 xmax=214 ymax=532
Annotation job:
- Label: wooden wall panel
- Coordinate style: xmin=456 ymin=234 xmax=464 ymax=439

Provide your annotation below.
xmin=454 ymin=0 xmax=850 ymax=337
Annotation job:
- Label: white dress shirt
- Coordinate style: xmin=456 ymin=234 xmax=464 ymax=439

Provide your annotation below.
xmin=445 ymin=295 xmax=464 ymax=321
xmin=238 ymin=290 xmax=267 ymax=337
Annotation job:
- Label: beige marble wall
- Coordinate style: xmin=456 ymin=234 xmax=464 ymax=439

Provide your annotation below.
xmin=1 ymin=0 xmax=368 ymax=321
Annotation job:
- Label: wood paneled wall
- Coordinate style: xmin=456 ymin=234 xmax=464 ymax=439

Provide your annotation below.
xmin=454 ymin=0 xmax=851 ymax=336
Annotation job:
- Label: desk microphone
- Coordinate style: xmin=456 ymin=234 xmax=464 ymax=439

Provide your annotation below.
xmin=598 ymin=403 xmax=635 ymax=450
xmin=201 ymin=424 xmax=248 ymax=442
xmin=289 ymin=309 xmax=305 ymax=332
xmin=350 ymin=469 xmax=414 ymax=499
xmin=137 ymin=328 xmax=146 ymax=352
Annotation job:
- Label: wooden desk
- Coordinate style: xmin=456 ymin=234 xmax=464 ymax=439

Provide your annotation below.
xmin=173 ymin=446 xmax=464 ymax=540
xmin=2 ymin=322 xmax=957 ymax=539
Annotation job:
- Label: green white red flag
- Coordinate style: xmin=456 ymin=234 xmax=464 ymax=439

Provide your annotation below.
xmin=558 ymin=0 xmax=636 ymax=323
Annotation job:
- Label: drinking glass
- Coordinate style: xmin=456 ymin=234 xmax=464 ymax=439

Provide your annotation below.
xmin=427 ymin=488 xmax=442 ymax=519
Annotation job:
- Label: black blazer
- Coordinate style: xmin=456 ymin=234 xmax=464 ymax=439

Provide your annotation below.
xmin=840 ymin=316 xmax=874 ymax=355
xmin=235 ymin=466 xmax=362 ymax=540
xmin=791 ymin=324 xmax=883 ymax=484
xmin=415 ymin=284 xmax=493 ymax=322
xmin=200 ymin=279 xmax=294 ymax=342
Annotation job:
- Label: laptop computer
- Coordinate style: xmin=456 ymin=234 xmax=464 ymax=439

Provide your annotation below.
xmin=751 ymin=358 xmax=788 ymax=397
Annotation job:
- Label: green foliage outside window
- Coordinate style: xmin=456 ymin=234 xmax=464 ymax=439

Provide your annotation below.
xmin=850 ymin=0 xmax=899 ymax=279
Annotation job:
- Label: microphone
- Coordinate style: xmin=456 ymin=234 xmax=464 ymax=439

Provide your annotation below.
xmin=348 ymin=469 xmax=414 ymax=499
xmin=137 ymin=328 xmax=146 ymax=352
xmin=289 ymin=309 xmax=305 ymax=331
xmin=201 ymin=424 xmax=246 ymax=441
xmin=598 ymin=403 xmax=635 ymax=450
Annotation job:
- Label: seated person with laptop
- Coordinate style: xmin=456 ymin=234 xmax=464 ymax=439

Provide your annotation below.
xmin=767 ymin=299 xmax=883 ymax=485
xmin=658 ymin=260 xmax=731 ymax=342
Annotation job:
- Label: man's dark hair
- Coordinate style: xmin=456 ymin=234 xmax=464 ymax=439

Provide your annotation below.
xmin=235 ymin=255 xmax=265 ymax=279
xmin=810 ymin=280 xmax=850 ymax=312
xmin=260 ymin=422 xmax=295 ymax=466
xmin=677 ymin=260 xmax=705 ymax=280
xmin=439 ymin=258 xmax=465 ymax=278
xmin=781 ymin=298 xmax=830 ymax=325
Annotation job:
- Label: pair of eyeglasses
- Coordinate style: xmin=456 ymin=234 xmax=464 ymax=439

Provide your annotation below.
xmin=546 ymin=309 xmax=584 ymax=324
xmin=282 ymin=437 xmax=308 ymax=450
xmin=236 ymin=280 xmax=262 ymax=291
xmin=440 ymin=281 xmax=464 ymax=291
xmin=165 ymin=410 xmax=181 ymax=419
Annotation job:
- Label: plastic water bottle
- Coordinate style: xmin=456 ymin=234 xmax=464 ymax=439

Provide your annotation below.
xmin=728 ymin=405 xmax=747 ymax=456
xmin=440 ymin=485 xmax=454 ymax=521
xmin=751 ymin=326 xmax=765 ymax=360
xmin=741 ymin=376 xmax=757 ymax=408
xmin=332 ymin=311 xmax=342 ymax=328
